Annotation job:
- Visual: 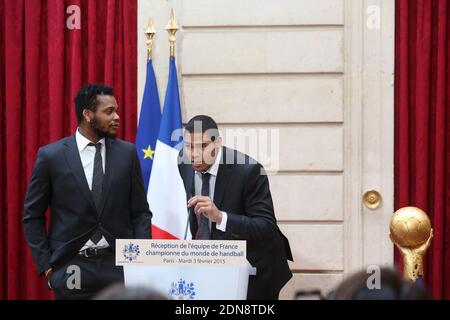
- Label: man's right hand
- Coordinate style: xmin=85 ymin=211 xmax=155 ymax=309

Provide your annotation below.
xmin=44 ymin=268 xmax=53 ymax=290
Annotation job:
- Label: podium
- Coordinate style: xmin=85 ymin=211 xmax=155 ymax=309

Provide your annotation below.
xmin=116 ymin=239 xmax=256 ymax=300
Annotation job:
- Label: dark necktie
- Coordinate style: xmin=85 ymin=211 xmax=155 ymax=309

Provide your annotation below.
xmin=90 ymin=142 xmax=104 ymax=212
xmin=89 ymin=142 xmax=104 ymax=244
xmin=196 ymin=172 xmax=211 ymax=240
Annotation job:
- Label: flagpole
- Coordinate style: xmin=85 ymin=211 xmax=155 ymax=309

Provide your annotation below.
xmin=166 ymin=9 xmax=178 ymax=57
xmin=145 ymin=17 xmax=156 ymax=60
xmin=137 ymin=17 xmax=162 ymax=192
xmin=148 ymin=9 xmax=187 ymax=239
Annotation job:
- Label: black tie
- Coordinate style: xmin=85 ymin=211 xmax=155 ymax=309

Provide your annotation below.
xmin=196 ymin=172 xmax=211 ymax=240
xmin=90 ymin=142 xmax=104 ymax=212
xmin=89 ymin=142 xmax=104 ymax=244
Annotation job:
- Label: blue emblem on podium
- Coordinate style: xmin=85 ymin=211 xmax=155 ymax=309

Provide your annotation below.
xmin=169 ymin=278 xmax=196 ymax=300
xmin=122 ymin=243 xmax=140 ymax=262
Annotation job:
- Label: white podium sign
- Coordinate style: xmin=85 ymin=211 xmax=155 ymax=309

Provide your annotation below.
xmin=116 ymin=239 xmax=256 ymax=300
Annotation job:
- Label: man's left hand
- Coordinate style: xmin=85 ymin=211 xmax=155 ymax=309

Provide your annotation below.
xmin=188 ymin=195 xmax=222 ymax=224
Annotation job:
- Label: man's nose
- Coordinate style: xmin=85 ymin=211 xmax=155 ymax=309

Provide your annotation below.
xmin=192 ymin=148 xmax=202 ymax=159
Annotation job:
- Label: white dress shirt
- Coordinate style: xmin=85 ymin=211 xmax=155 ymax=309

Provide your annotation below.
xmin=75 ymin=129 xmax=110 ymax=250
xmin=194 ymin=147 xmax=228 ymax=232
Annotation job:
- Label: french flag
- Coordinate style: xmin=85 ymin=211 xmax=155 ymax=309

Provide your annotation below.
xmin=148 ymin=56 xmax=190 ymax=240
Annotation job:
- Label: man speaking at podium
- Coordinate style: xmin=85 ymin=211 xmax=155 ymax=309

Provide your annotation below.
xmin=22 ymin=84 xmax=152 ymax=299
xmin=179 ymin=115 xmax=293 ymax=300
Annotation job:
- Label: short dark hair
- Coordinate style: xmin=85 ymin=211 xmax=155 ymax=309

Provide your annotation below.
xmin=185 ymin=115 xmax=219 ymax=141
xmin=74 ymin=83 xmax=113 ymax=123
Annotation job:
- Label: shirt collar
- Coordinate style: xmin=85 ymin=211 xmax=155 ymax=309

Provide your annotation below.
xmin=202 ymin=147 xmax=222 ymax=177
xmin=75 ymin=128 xmax=105 ymax=153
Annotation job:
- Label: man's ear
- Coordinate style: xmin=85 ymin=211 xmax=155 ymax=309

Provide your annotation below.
xmin=82 ymin=109 xmax=91 ymax=123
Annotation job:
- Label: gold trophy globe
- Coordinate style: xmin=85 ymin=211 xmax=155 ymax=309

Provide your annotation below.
xmin=389 ymin=207 xmax=433 ymax=282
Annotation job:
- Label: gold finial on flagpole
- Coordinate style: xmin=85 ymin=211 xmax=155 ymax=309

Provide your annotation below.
xmin=166 ymin=9 xmax=178 ymax=57
xmin=144 ymin=17 xmax=156 ymax=60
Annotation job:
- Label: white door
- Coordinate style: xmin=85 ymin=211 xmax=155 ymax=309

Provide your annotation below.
xmin=138 ymin=0 xmax=395 ymax=299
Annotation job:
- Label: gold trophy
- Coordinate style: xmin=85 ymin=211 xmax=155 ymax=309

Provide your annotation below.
xmin=389 ymin=207 xmax=433 ymax=282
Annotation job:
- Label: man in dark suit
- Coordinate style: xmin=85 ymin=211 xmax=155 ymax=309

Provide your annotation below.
xmin=23 ymin=84 xmax=152 ymax=299
xmin=178 ymin=115 xmax=293 ymax=300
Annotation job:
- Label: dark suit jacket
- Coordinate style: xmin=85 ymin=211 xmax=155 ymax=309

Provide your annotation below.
xmin=178 ymin=146 xmax=293 ymax=299
xmin=23 ymin=135 xmax=152 ymax=275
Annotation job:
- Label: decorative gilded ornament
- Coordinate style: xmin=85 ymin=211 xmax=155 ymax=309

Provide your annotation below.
xmin=166 ymin=9 xmax=178 ymax=57
xmin=144 ymin=17 xmax=156 ymax=60
xmin=363 ymin=190 xmax=382 ymax=209
xmin=389 ymin=206 xmax=433 ymax=282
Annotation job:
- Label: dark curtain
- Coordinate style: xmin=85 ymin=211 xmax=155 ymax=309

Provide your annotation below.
xmin=0 ymin=0 xmax=137 ymax=299
xmin=395 ymin=0 xmax=450 ymax=299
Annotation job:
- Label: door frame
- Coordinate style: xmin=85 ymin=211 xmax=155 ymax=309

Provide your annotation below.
xmin=344 ymin=0 xmax=395 ymax=274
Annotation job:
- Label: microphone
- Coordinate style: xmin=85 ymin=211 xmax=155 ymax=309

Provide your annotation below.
xmin=184 ymin=191 xmax=193 ymax=240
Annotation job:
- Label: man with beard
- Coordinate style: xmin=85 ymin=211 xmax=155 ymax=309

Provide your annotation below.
xmin=23 ymin=84 xmax=152 ymax=299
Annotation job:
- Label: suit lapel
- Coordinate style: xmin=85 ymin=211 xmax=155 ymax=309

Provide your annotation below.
xmin=64 ymin=136 xmax=96 ymax=211
xmin=178 ymin=162 xmax=196 ymax=236
xmin=98 ymin=137 xmax=116 ymax=216
xmin=213 ymin=147 xmax=232 ymax=208
xmin=179 ymin=156 xmax=195 ymax=197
